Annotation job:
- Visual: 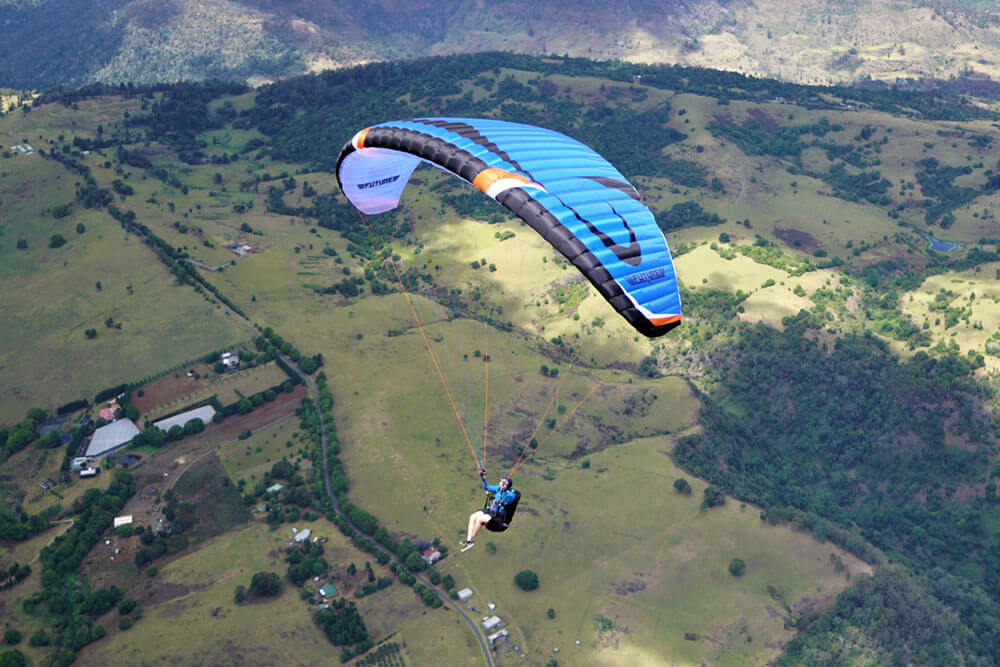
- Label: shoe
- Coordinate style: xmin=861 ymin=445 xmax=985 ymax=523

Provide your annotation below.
xmin=460 ymin=540 xmax=475 ymax=552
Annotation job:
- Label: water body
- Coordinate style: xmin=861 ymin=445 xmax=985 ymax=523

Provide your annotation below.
xmin=925 ymin=234 xmax=964 ymax=252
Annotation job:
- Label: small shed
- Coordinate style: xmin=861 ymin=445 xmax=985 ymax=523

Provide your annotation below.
xmin=80 ymin=467 xmax=100 ymax=478
xmin=294 ymin=528 xmax=312 ymax=543
xmin=457 ymin=588 xmax=474 ymax=602
xmin=482 ymin=616 xmax=502 ymax=631
xmin=488 ymin=629 xmax=508 ymax=644
xmin=319 ymin=584 xmax=337 ymax=598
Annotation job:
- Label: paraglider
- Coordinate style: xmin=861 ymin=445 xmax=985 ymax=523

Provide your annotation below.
xmin=336 ymin=118 xmax=681 ymax=337
xmin=462 ymin=469 xmax=520 ymax=551
xmin=336 ymin=117 xmax=682 ymax=541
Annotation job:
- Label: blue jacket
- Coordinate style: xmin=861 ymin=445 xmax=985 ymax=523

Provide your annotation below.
xmin=482 ymin=478 xmax=517 ymax=516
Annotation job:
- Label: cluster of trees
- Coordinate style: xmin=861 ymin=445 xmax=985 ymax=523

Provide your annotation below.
xmin=1 ymin=407 xmax=50 ymax=463
xmin=654 ymin=201 xmax=725 ymax=232
xmin=257 ymin=328 xmax=322 ymax=376
xmin=672 ymin=321 xmax=1000 ymax=663
xmin=285 ymin=541 xmax=329 ymax=586
xmin=16 ymin=472 xmax=138 ymax=662
xmin=0 ymin=563 xmax=31 ymax=590
xmin=314 ymin=599 xmax=373 ymax=662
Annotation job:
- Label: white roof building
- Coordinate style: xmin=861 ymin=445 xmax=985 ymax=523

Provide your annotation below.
xmin=457 ymin=588 xmax=474 ymax=602
xmin=482 ymin=616 xmax=502 ymax=631
xmin=85 ymin=419 xmax=140 ymax=457
xmin=294 ymin=529 xmax=312 ymax=543
xmin=153 ymin=405 xmax=216 ymax=433
xmin=488 ymin=630 xmax=508 ymax=644
xmin=113 ymin=515 xmax=133 ymax=528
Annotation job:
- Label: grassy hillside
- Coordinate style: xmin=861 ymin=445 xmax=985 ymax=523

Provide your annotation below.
xmin=3 ymin=54 xmax=1000 ymax=664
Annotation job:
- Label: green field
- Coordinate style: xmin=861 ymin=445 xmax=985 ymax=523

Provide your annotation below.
xmin=0 ymin=145 xmax=248 ymax=422
xmin=80 ymin=519 xmax=471 ymax=666
xmin=6 ymin=57 xmax=1000 ymax=666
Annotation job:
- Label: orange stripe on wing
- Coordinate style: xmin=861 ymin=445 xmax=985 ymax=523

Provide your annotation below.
xmin=354 ymin=127 xmax=371 ymax=149
xmin=473 ymin=168 xmax=528 ymax=193
xmin=648 ymin=314 xmax=681 ymax=326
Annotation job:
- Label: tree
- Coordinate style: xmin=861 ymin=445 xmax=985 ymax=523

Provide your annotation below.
xmin=547 ymin=608 xmax=556 ymax=619
xmin=249 ymin=571 xmax=282 ymax=597
xmin=701 ymin=485 xmax=726 ymax=510
xmin=16 ymin=239 xmax=27 ymax=250
xmin=28 ymin=631 xmax=49 ymax=647
xmin=237 ymin=398 xmax=253 ymax=414
xmin=76 ymin=223 xmax=86 ymax=234
xmin=729 ymin=558 xmax=746 ymax=577
xmin=118 ymin=598 xmax=137 ymax=615
xmin=182 ymin=418 xmax=204 ymax=435
xmin=514 ymin=570 xmax=539 ymax=591
xmin=404 ymin=551 xmax=426 ymax=572
xmin=673 ymin=478 xmax=692 ymax=495
xmin=85 ymin=328 xmax=97 ymax=339
xmin=0 ymin=650 xmax=27 ymax=667
xmin=49 ymin=234 xmax=66 ymax=248
xmin=2 ymin=630 xmax=20 ymax=646
xmin=234 ymin=585 xmax=247 ymax=604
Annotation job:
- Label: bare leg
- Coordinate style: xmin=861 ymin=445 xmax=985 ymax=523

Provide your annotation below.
xmin=466 ymin=510 xmax=491 ymax=542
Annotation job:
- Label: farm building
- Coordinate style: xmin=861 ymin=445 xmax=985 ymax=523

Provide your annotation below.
xmin=114 ymin=515 xmax=133 ymax=528
xmin=153 ymin=405 xmax=216 ymax=433
xmin=70 ymin=456 xmax=89 ymax=471
xmin=482 ymin=616 xmax=502 ymax=631
xmin=457 ymin=588 xmax=474 ymax=602
xmin=488 ymin=630 xmax=508 ymax=644
xmin=221 ymin=351 xmax=239 ymax=369
xmin=85 ymin=419 xmax=140 ymax=457
xmin=266 ymin=483 xmax=284 ymax=494
xmin=80 ymin=467 xmax=100 ymax=478
xmin=319 ymin=584 xmax=337 ymax=597
xmin=294 ymin=528 xmax=312 ymax=543
xmin=421 ymin=548 xmax=442 ymax=565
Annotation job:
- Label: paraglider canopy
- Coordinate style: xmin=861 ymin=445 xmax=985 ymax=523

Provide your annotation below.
xmin=337 ymin=117 xmax=681 ymax=337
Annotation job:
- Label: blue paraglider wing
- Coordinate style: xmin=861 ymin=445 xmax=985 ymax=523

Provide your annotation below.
xmin=337 ymin=118 xmax=681 ymax=337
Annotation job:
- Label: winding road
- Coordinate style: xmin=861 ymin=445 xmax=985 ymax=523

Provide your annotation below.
xmin=221 ymin=305 xmax=496 ymax=666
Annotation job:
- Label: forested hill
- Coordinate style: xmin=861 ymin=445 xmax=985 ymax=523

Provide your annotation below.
xmin=13 ymin=50 xmax=1000 ymax=663
xmin=5 ymin=0 xmax=1000 ymax=91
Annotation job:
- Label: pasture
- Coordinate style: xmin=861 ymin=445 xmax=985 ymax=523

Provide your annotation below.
xmin=437 ymin=435 xmax=870 ymax=666
xmin=0 ymin=149 xmax=247 ymax=422
xmin=218 ymin=413 xmax=308 ymax=484
xmin=79 ymin=519 xmax=468 ymax=666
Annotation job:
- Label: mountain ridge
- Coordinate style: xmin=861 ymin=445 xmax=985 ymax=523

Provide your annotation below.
xmin=3 ymin=0 xmax=1000 ymax=91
